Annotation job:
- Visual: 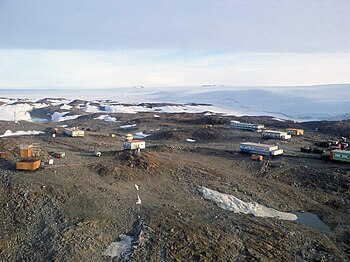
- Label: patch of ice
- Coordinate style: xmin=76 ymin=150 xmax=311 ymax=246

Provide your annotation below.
xmin=102 ymin=234 xmax=134 ymax=258
xmin=60 ymin=104 xmax=72 ymax=110
xmin=94 ymin=114 xmax=119 ymax=122
xmin=134 ymin=132 xmax=150 ymax=139
xmin=273 ymin=118 xmax=286 ymax=122
xmin=51 ymin=112 xmax=81 ymax=122
xmin=84 ymin=104 xmax=101 ymax=113
xmin=33 ymin=103 xmax=49 ymax=109
xmin=0 ymin=130 xmax=45 ymax=138
xmin=199 ymin=187 xmax=297 ymax=221
xmin=135 ymin=184 xmax=139 ymax=191
xmin=186 ymin=138 xmax=196 ymax=143
xmin=102 ymin=217 xmax=143 ymax=259
xmin=153 ymin=114 xmax=160 ymax=118
xmin=119 ymin=124 xmax=137 ymax=129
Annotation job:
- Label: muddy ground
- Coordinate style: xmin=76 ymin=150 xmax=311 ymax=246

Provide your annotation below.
xmin=0 ymin=113 xmax=349 ymax=261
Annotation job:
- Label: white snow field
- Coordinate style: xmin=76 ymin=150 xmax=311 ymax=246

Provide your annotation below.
xmin=0 ymin=84 xmax=350 ymax=122
xmin=199 ymin=186 xmax=298 ymax=221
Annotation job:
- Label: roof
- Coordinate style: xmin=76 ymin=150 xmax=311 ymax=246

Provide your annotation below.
xmin=240 ymin=142 xmax=276 ymax=148
xmin=64 ymin=128 xmax=83 ymax=131
xmin=263 ymin=130 xmax=287 ymax=134
xmin=231 ymin=122 xmax=263 ymax=126
xmin=332 ymin=150 xmax=350 ymax=154
xmin=126 ymin=140 xmax=144 ymax=143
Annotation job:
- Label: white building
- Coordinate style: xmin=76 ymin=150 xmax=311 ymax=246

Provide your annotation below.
xmin=123 ymin=140 xmax=145 ymax=150
xmin=230 ymin=121 xmax=264 ymax=132
xmin=263 ymin=130 xmax=291 ymax=140
xmin=62 ymin=127 xmax=85 ymax=137
xmin=240 ymin=142 xmax=284 ymax=156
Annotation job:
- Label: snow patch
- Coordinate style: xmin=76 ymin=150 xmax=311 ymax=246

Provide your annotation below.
xmin=134 ymin=132 xmax=150 ymax=139
xmin=102 ymin=235 xmax=134 ymax=258
xmin=0 ymin=104 xmax=33 ymax=121
xmin=94 ymin=114 xmax=119 ymax=122
xmin=119 ymin=124 xmax=137 ymax=129
xmin=0 ymin=130 xmax=45 ymax=138
xmin=199 ymin=187 xmax=297 ymax=221
xmin=60 ymin=104 xmax=72 ymax=110
xmin=273 ymin=118 xmax=286 ymax=122
xmin=186 ymin=138 xmax=196 ymax=143
xmin=51 ymin=112 xmax=81 ymax=122
xmin=136 ymin=195 xmax=142 ymax=205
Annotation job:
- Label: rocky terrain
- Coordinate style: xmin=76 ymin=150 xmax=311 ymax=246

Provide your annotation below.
xmin=0 ymin=112 xmax=349 ymax=261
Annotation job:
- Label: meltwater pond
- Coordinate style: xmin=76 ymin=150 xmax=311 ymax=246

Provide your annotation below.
xmin=293 ymin=212 xmax=331 ymax=232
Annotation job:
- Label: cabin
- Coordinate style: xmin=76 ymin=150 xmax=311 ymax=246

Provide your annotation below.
xmin=230 ymin=121 xmax=265 ymax=132
xmin=286 ymin=128 xmax=304 ymax=136
xmin=240 ymin=142 xmax=283 ymax=156
xmin=63 ymin=127 xmax=85 ymax=137
xmin=263 ymin=130 xmax=291 ymax=140
xmin=330 ymin=150 xmax=350 ymax=163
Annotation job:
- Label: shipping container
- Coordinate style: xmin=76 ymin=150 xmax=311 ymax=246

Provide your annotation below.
xmin=330 ymin=150 xmax=350 ymax=163
xmin=286 ymin=128 xmax=304 ymax=136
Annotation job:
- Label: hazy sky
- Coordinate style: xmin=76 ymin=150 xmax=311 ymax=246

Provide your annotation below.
xmin=0 ymin=0 xmax=349 ymax=88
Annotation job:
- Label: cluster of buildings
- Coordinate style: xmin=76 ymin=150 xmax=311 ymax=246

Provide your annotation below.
xmin=230 ymin=121 xmax=302 ymax=159
xmin=231 ymin=120 xmax=350 ymax=163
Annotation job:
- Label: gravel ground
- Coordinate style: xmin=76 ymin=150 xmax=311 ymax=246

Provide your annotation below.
xmin=0 ymin=113 xmax=349 ymax=261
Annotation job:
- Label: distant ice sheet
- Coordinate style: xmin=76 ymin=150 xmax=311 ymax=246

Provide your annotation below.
xmin=199 ymin=186 xmax=297 ymax=221
xmin=1 ymin=84 xmax=350 ymax=121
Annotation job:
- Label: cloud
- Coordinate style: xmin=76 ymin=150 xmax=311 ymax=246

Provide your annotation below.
xmin=0 ymin=1 xmax=349 ymax=52
xmin=0 ymin=49 xmax=350 ymax=88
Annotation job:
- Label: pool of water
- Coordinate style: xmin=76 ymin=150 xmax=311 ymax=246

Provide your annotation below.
xmin=293 ymin=212 xmax=331 ymax=232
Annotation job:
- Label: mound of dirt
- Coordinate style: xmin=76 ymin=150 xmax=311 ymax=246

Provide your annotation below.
xmin=182 ymin=115 xmax=231 ymax=125
xmin=90 ymin=152 xmax=160 ymax=179
xmin=119 ymin=151 xmax=160 ymax=170
xmin=149 ymin=130 xmax=193 ymax=141
xmin=192 ymin=129 xmax=221 ymax=141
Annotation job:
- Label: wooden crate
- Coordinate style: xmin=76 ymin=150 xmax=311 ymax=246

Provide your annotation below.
xmin=16 ymin=160 xmax=41 ymax=171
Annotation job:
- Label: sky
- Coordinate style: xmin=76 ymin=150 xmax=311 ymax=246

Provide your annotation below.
xmin=0 ymin=0 xmax=349 ymax=88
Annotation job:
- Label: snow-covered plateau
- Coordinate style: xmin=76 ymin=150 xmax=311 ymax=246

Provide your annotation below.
xmin=0 ymin=84 xmax=349 ymax=122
